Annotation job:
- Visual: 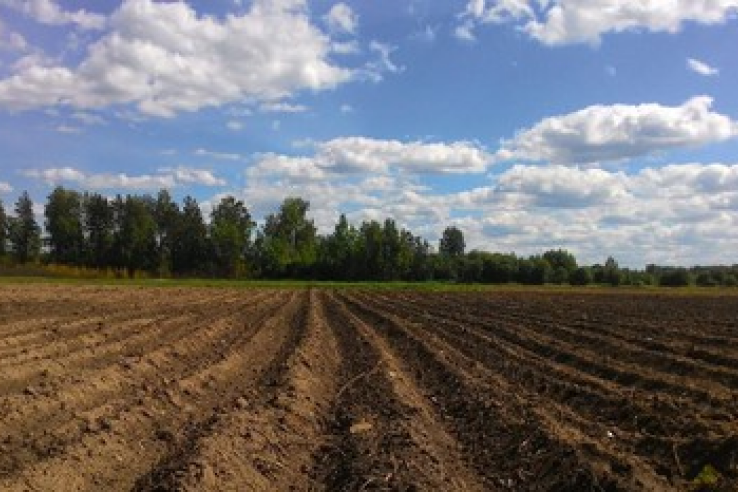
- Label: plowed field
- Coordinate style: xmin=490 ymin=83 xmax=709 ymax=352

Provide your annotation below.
xmin=1 ymin=285 xmax=737 ymax=491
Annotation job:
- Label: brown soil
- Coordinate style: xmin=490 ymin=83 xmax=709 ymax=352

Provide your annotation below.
xmin=0 ymin=285 xmax=736 ymax=491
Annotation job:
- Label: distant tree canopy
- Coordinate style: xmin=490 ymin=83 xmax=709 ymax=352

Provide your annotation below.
xmin=0 ymin=188 xmax=734 ymax=285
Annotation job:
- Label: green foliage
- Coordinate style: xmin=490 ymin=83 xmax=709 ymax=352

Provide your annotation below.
xmin=543 ymin=249 xmax=577 ymax=273
xmin=45 ymin=187 xmax=85 ymax=264
xmin=210 ymin=196 xmax=254 ymax=278
xmin=153 ymin=189 xmax=180 ymax=277
xmin=659 ymin=267 xmax=692 ymax=287
xmin=173 ymin=195 xmax=208 ymax=275
xmin=569 ymin=266 xmax=593 ymax=286
xmin=0 ymin=198 xmax=7 ymax=257
xmin=318 ymin=214 xmax=357 ymax=280
xmin=439 ymin=226 xmax=465 ymax=258
xmin=83 ymin=192 xmax=114 ymax=269
xmin=519 ymin=256 xmax=552 ymax=285
xmin=1 ymin=188 xmax=738 ymax=285
xmin=8 ymin=191 xmax=41 ymax=264
xmin=257 ymin=197 xmax=317 ymax=278
xmin=691 ymin=464 xmax=721 ymax=491
xmin=603 ymin=256 xmax=623 ymax=286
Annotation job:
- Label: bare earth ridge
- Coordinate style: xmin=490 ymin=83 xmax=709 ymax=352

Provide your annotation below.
xmin=0 ymin=284 xmax=736 ymax=491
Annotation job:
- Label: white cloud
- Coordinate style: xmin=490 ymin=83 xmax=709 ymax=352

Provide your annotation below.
xmin=165 ymin=166 xmax=226 ymax=186
xmin=194 ymin=148 xmax=244 ymax=161
xmin=497 ymin=96 xmax=738 ymax=165
xmin=687 ymin=57 xmax=719 ymax=76
xmin=466 ymin=163 xmax=738 ymax=265
xmin=0 ymin=0 xmax=351 ymax=116
xmin=459 ymin=0 xmax=738 ymax=46
xmin=55 ymin=124 xmax=82 ymax=134
xmin=1 ymin=0 xmax=106 ymax=30
xmin=226 ymin=120 xmax=244 ymax=131
xmin=496 ymin=164 xmax=629 ymax=207
xmin=250 ymin=137 xmax=491 ymax=177
xmin=0 ymin=20 xmax=28 ymax=52
xmin=71 ymin=111 xmax=106 ymax=125
xmin=259 ymin=101 xmax=308 ymax=113
xmin=361 ymin=41 xmax=404 ymax=82
xmin=340 ymin=103 xmax=353 ymax=113
xmin=454 ymin=21 xmax=477 ymax=42
xmin=325 ymin=3 xmax=357 ymax=34
xmin=331 ymin=40 xmax=360 ymax=54
xmin=0 ymin=181 xmax=13 ymax=193
xmin=24 ymin=165 xmax=226 ymax=190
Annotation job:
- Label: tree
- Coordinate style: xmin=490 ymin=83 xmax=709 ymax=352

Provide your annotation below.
xmin=543 ymin=249 xmax=577 ymax=274
xmin=83 ymin=193 xmax=113 ymax=269
xmin=8 ymin=191 xmax=41 ymax=264
xmin=603 ymin=256 xmax=622 ymax=286
xmin=118 ymin=195 xmax=158 ymax=276
xmin=172 ymin=195 xmax=208 ymax=275
xmin=0 ymin=199 xmax=7 ymax=257
xmin=480 ymin=253 xmax=518 ymax=283
xmin=319 ymin=214 xmax=357 ymax=280
xmin=408 ymin=235 xmax=432 ymax=281
xmin=355 ymin=220 xmax=384 ymax=280
xmin=519 ymin=255 xmax=551 ymax=285
xmin=439 ymin=226 xmax=465 ymax=258
xmin=153 ymin=189 xmax=180 ymax=277
xmin=210 ymin=196 xmax=255 ymax=277
xmin=570 ymin=266 xmax=593 ymax=286
xmin=659 ymin=268 xmax=691 ymax=287
xmin=258 ymin=197 xmax=317 ymax=278
xmin=45 ymin=187 xmax=84 ymax=265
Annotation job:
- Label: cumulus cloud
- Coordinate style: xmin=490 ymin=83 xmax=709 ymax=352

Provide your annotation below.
xmin=468 ymin=163 xmax=738 ymax=265
xmin=24 ymin=166 xmax=225 ymax=190
xmin=0 ymin=181 xmax=13 ymax=193
xmin=496 ymin=164 xmax=629 ymax=207
xmin=1 ymin=0 xmax=106 ymax=30
xmin=249 ymin=137 xmax=492 ymax=177
xmin=0 ymin=0 xmax=351 ymax=116
xmin=687 ymin=57 xmax=719 ymax=76
xmin=325 ymin=3 xmax=357 ymax=34
xmin=459 ymin=0 xmax=738 ymax=45
xmin=497 ymin=96 xmax=738 ymax=165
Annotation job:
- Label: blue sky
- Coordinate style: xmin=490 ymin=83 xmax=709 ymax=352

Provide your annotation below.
xmin=1 ymin=0 xmax=737 ymax=266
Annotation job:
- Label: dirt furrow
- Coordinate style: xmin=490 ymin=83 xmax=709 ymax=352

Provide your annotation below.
xmin=341 ymin=291 xmax=674 ymax=491
xmin=0 ymin=291 xmax=273 ymax=393
xmin=127 ymin=289 xmax=333 ymax=491
xmin=0 ymin=290 xmax=292 ymax=489
xmin=131 ymin=290 xmax=310 ymax=491
xmin=0 ymin=290 xmax=252 ymax=366
xmin=312 ymin=291 xmax=485 ymax=492
xmin=0 ymin=290 xmax=281 ymax=442
xmin=409 ymin=292 xmax=738 ymax=384
xmin=370 ymin=292 xmax=735 ymax=405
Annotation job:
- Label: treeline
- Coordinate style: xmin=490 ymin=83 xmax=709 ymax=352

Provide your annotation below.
xmin=0 ymin=187 xmax=736 ymax=286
